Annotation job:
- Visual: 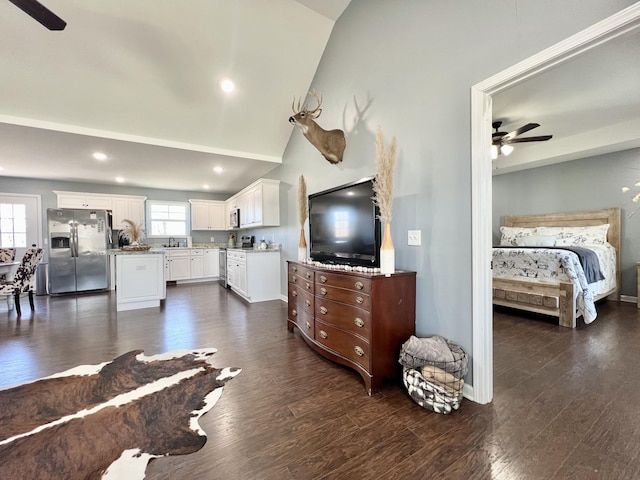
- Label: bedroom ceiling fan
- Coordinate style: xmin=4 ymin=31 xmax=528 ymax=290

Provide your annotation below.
xmin=491 ymin=121 xmax=552 ymax=159
xmin=7 ymin=0 xmax=66 ymax=30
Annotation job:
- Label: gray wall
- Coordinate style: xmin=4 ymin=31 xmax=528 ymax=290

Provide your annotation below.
xmin=493 ymin=147 xmax=640 ymax=297
xmin=269 ymin=0 xmax=637 ymax=387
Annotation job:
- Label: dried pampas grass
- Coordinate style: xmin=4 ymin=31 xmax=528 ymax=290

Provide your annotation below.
xmin=120 ymin=219 xmax=145 ymax=244
xmin=373 ymin=127 xmax=397 ymax=224
xmin=298 ymin=175 xmax=308 ymax=227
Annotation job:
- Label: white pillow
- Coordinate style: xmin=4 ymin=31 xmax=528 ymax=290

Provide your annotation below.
xmin=499 ymin=226 xmax=536 ymax=246
xmin=536 ymin=224 xmax=609 ymax=246
xmin=515 ymin=235 xmax=557 ymax=247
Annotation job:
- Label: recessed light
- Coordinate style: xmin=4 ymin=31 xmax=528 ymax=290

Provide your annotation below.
xmin=93 ymin=152 xmax=108 ymax=161
xmin=220 ymin=79 xmax=235 ymax=93
xmin=213 ymin=166 xmax=223 ymax=174
xmin=0 ymin=166 xmax=4 ymax=171
xmin=203 ymin=184 xmax=210 ymax=190
xmin=115 ymin=177 xmax=124 ymax=183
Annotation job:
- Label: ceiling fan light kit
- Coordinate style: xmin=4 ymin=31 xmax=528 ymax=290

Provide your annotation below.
xmin=491 ymin=120 xmax=552 ymax=159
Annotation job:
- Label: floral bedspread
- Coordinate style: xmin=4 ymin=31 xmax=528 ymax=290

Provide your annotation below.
xmin=492 ymin=244 xmax=617 ymax=324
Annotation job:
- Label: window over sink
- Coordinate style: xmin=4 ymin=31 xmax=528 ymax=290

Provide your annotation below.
xmin=146 ymin=201 xmax=190 ymax=237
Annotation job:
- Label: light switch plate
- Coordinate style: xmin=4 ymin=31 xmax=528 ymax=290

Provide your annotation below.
xmin=408 ymin=230 xmax=421 ymax=246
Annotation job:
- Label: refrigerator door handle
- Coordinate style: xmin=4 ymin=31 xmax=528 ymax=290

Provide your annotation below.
xmin=71 ymin=222 xmax=78 ymax=258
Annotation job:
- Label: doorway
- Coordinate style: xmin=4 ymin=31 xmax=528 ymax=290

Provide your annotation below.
xmin=470 ymin=4 xmax=640 ymax=405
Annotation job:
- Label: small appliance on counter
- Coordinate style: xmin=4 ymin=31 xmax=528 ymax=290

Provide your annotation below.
xmin=241 ymin=235 xmax=255 ymax=248
xmin=227 ymin=233 xmax=235 ymax=247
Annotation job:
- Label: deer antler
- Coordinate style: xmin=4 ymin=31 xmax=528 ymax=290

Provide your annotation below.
xmin=307 ymin=90 xmax=322 ymax=117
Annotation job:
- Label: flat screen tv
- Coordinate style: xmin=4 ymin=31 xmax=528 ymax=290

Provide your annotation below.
xmin=308 ymin=177 xmax=381 ymax=267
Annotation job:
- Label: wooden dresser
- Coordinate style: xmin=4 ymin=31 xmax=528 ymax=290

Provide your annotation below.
xmin=287 ymin=261 xmax=416 ymax=395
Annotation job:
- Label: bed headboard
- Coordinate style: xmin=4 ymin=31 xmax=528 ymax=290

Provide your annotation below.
xmin=503 ymin=207 xmax=622 ymax=296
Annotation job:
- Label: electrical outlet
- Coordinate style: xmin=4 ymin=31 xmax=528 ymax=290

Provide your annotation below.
xmin=408 ymin=230 xmax=421 ymax=246
xmin=210 ymin=237 xmax=215 ymax=242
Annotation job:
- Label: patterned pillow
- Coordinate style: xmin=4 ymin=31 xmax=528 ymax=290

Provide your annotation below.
xmin=536 ymin=224 xmax=609 ymax=246
xmin=515 ymin=235 xmax=557 ymax=247
xmin=499 ymin=226 xmax=536 ymax=246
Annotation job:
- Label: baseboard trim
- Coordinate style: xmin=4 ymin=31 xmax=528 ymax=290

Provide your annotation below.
xmin=620 ymin=295 xmax=637 ymax=304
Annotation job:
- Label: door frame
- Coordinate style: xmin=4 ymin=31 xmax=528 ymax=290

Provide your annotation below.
xmin=470 ymin=3 xmax=640 ymax=404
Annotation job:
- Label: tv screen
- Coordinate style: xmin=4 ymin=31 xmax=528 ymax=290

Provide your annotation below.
xmin=308 ymin=177 xmax=381 ymax=267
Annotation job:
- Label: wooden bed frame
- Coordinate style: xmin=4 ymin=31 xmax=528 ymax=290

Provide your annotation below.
xmin=493 ymin=207 xmax=621 ymax=328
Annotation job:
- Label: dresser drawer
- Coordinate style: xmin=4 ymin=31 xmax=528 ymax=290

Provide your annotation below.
xmin=289 ymin=263 xmax=315 ymax=283
xmin=290 ymin=273 xmax=314 ymax=294
xmin=288 ymin=284 xmax=313 ymax=315
xmin=314 ymin=297 xmax=371 ymax=338
xmin=315 ymin=319 xmax=371 ymax=371
xmin=316 ymin=283 xmax=371 ymax=310
xmin=316 ymin=272 xmax=371 ymax=294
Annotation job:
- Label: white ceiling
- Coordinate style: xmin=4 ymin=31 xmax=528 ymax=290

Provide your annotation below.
xmin=0 ymin=0 xmax=351 ymax=193
xmin=492 ymin=25 xmax=640 ymax=175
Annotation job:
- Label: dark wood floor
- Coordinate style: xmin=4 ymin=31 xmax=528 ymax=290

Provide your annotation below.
xmin=1 ymin=284 xmax=640 ymax=479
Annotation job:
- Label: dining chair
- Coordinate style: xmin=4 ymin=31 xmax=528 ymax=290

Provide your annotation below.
xmin=0 ymin=247 xmax=44 ymax=316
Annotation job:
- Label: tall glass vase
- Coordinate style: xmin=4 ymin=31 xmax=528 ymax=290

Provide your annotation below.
xmin=380 ymin=222 xmax=395 ymax=274
xmin=298 ymin=227 xmax=307 ymax=262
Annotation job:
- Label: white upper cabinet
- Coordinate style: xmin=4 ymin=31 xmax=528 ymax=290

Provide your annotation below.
xmin=54 ymin=191 xmax=114 ymax=210
xmin=111 ymin=195 xmax=147 ymax=228
xmin=189 ymin=200 xmax=226 ymax=230
xmin=233 ymin=179 xmax=279 ymax=229
xmin=54 ymin=191 xmax=147 ymax=228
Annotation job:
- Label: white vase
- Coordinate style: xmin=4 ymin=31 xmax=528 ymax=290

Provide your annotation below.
xmin=380 ymin=222 xmax=395 ymax=274
xmin=298 ymin=227 xmax=307 ymax=262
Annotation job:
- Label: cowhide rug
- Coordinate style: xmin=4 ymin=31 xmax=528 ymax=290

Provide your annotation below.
xmin=0 ymin=349 xmax=240 ymax=480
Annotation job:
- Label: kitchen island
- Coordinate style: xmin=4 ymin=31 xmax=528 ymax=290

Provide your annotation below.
xmin=114 ymin=248 xmax=165 ymax=312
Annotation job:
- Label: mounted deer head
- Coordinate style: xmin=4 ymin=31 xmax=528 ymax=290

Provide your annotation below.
xmin=289 ymin=91 xmax=346 ymax=165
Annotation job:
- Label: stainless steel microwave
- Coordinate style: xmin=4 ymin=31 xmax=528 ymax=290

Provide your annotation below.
xmin=229 ymin=208 xmax=240 ymax=228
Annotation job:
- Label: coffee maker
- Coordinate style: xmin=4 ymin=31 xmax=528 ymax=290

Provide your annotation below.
xmin=241 ymin=235 xmax=255 ymax=248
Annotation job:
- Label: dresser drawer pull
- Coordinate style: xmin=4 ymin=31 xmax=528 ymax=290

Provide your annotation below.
xmin=306 ymin=272 xmax=312 ymax=279
xmin=355 ymin=281 xmax=364 ymax=290
xmin=354 ymin=317 xmax=364 ymax=328
xmin=292 ymin=276 xmax=297 ymax=283
xmin=292 ymin=309 xmax=297 ymax=317
xmin=305 ymin=282 xmax=311 ymax=290
xmin=354 ymin=346 xmax=364 ymax=357
xmin=305 ymin=299 xmax=311 ymax=307
xmin=320 ymin=275 xmax=327 ymax=283
xmin=320 ymin=287 xmax=327 ymax=295
xmin=355 ymin=296 xmax=364 ymax=304
xmin=306 ymin=321 xmax=311 ymax=330
xmin=319 ymin=306 xmax=328 ymax=315
xmin=293 ymin=266 xmax=297 ymax=272
xmin=319 ymin=330 xmax=328 ymax=339
xmin=292 ymin=290 xmax=297 ymax=297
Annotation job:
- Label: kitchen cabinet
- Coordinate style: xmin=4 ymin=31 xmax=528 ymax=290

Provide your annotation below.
xmin=204 ymin=249 xmax=220 ymax=277
xmin=227 ymin=249 xmax=280 ymax=302
xmin=54 ymin=191 xmax=113 ymax=210
xmin=115 ymin=253 xmax=165 ymax=311
xmin=112 ymin=195 xmax=147 ymax=228
xmin=238 ymin=179 xmax=279 ymax=228
xmin=189 ymin=200 xmax=226 ymax=230
xmin=190 ymin=248 xmax=204 ymax=278
xmin=166 ymin=249 xmax=190 ymax=281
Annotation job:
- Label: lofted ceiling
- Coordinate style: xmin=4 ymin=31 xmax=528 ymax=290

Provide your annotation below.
xmin=492 ymin=25 xmax=640 ymax=175
xmin=0 ymin=0 xmax=351 ymax=193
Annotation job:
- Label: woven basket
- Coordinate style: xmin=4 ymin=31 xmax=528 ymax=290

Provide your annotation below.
xmin=120 ymin=245 xmax=151 ymax=251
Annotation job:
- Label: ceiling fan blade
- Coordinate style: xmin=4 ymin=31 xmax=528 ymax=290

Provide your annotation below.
xmin=504 ymin=123 xmax=540 ymax=139
xmin=8 ymin=0 xmax=66 ymax=30
xmin=504 ymin=135 xmax=553 ymax=144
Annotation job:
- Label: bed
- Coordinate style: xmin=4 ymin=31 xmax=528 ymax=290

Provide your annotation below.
xmin=492 ymin=208 xmax=621 ymax=328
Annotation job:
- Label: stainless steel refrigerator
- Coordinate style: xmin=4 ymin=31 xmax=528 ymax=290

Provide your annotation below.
xmin=48 ymin=208 xmax=112 ymax=294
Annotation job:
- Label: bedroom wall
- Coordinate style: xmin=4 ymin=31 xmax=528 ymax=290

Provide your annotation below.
xmin=269 ymin=0 xmax=637 ymax=388
xmin=493 ymin=147 xmax=640 ymax=298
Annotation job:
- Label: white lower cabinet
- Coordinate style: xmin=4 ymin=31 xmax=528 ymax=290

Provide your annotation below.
xmin=204 ymin=249 xmax=220 ymax=277
xmin=167 ymin=250 xmax=190 ymax=281
xmin=226 ymin=249 xmax=280 ymax=302
xmin=190 ymin=249 xmax=204 ymax=279
xmin=115 ymin=253 xmax=165 ymax=311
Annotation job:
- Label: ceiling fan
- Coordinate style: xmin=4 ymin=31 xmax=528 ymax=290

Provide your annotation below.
xmin=491 ymin=121 xmax=552 ymax=159
xmin=8 ymin=0 xmax=66 ymax=30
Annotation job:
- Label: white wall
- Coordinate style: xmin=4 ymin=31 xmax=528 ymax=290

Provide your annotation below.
xmin=272 ymin=0 xmax=637 ymax=387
